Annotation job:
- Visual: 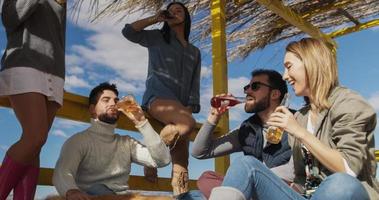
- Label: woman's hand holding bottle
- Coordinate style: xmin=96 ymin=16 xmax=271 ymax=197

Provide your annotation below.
xmin=267 ymin=106 xmax=305 ymax=140
xmin=152 ymin=10 xmax=175 ymax=23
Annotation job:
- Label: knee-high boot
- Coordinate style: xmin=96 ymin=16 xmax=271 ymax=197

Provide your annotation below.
xmin=0 ymin=155 xmax=29 ymax=200
xmin=13 ymin=166 xmax=39 ymax=200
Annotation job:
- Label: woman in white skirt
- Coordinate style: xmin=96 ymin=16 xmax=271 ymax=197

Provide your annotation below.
xmin=0 ymin=0 xmax=66 ymax=199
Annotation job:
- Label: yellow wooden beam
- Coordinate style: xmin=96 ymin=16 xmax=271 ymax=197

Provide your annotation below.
xmin=211 ymin=0 xmax=230 ymax=175
xmin=0 ymin=92 xmax=219 ymax=141
xmin=277 ymin=0 xmax=358 ymax=27
xmin=235 ymin=0 xmax=357 ymax=24
xmin=0 ymin=92 xmax=215 ymax=192
xmin=36 ymin=167 xmax=197 ymax=191
xmin=235 ymin=0 xmax=357 ymax=22
xmin=255 ymin=0 xmax=336 ymax=47
xmin=376 ymin=150 xmax=379 ymax=162
xmin=328 ymin=19 xmax=379 ymax=38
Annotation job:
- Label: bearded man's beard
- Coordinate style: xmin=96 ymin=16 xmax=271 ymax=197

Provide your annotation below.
xmin=98 ymin=113 xmax=118 ymax=124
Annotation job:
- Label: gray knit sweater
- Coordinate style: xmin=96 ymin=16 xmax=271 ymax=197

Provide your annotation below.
xmin=1 ymin=0 xmax=66 ymax=78
xmin=53 ymin=119 xmax=171 ymax=196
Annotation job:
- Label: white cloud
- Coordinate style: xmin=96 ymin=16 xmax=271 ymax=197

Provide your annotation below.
xmin=0 ymin=145 xmax=8 ymax=152
xmin=368 ymin=91 xmax=379 ymax=112
xmin=67 ymin=65 xmax=84 ymax=75
xmin=66 ymin=54 xmax=83 ymax=67
xmin=201 ymin=65 xmax=212 ymax=79
xmin=228 ymin=76 xmax=250 ymax=97
xmin=52 ymin=130 xmax=69 ymax=138
xmin=62 ymin=0 xmax=153 ymax=92
xmin=69 ymin=34 xmax=149 ymax=81
xmin=54 ymin=118 xmax=87 ymax=129
xmin=109 ymin=78 xmax=145 ymax=95
xmin=65 ymin=75 xmax=91 ymax=90
xmin=87 ymin=71 xmax=106 ymax=82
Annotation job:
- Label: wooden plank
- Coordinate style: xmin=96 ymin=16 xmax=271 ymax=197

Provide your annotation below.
xmin=37 ymin=167 xmax=197 ymax=191
xmin=328 ymin=19 xmax=379 ymax=38
xmin=0 ymin=92 xmax=222 ymax=141
xmin=235 ymin=0 xmax=358 ymax=27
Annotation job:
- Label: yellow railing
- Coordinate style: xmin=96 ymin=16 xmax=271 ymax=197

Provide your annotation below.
xmin=0 ymin=92 xmax=222 ymax=191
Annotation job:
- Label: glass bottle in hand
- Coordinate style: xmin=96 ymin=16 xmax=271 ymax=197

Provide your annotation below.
xmin=116 ymin=94 xmax=139 ymax=113
xmin=210 ymin=95 xmax=246 ymax=108
xmin=266 ymin=93 xmax=290 ymax=144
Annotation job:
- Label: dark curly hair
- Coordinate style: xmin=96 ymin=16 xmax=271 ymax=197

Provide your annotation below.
xmin=251 ymin=69 xmax=288 ymax=102
xmin=88 ymin=82 xmax=118 ymax=106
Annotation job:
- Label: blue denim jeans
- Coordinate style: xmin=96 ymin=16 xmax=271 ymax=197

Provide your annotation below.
xmin=222 ymin=156 xmax=369 ymax=200
xmin=85 ymin=184 xmax=115 ymax=195
xmin=177 ymin=190 xmax=205 ymax=200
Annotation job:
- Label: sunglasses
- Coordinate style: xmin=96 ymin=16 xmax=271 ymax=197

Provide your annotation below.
xmin=243 ymin=82 xmax=274 ymax=92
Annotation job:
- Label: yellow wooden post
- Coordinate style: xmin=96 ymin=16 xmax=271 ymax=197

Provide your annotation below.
xmin=210 ymin=0 xmax=230 ymax=175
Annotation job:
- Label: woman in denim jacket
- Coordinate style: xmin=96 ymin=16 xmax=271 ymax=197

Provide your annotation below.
xmin=122 ymin=2 xmax=201 ymax=196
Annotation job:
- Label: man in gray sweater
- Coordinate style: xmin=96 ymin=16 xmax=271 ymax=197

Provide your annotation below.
xmin=53 ymin=82 xmax=171 ymax=199
xmin=192 ymin=69 xmax=294 ymax=199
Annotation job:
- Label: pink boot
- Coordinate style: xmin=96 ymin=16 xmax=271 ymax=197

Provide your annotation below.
xmin=0 ymin=155 xmax=29 ymax=200
xmin=14 ymin=166 xmax=39 ymax=200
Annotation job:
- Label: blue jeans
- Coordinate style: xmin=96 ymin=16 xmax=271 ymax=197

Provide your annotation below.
xmin=177 ymin=190 xmax=205 ymax=200
xmin=222 ymin=156 xmax=369 ymax=200
xmin=85 ymin=184 xmax=115 ymax=195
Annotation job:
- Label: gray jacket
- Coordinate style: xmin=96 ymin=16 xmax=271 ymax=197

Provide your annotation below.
xmin=290 ymin=86 xmax=378 ymax=199
xmin=1 ymin=0 xmax=66 ymax=79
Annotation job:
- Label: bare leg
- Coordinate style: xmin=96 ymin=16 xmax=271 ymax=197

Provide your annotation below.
xmin=146 ymin=99 xmax=195 ymax=195
xmin=13 ymin=96 xmax=60 ymax=200
xmin=0 ymin=93 xmax=60 ymax=200
xmin=7 ymin=93 xmax=59 ymax=164
xmin=148 ymin=99 xmax=195 ymax=138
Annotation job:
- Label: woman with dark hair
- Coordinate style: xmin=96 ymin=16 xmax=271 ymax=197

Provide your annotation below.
xmin=122 ymin=2 xmax=201 ymax=196
xmin=0 ymin=0 xmax=66 ymax=199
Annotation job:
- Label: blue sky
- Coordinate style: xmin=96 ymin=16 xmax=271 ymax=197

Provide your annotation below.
xmin=0 ymin=2 xmax=379 ymax=199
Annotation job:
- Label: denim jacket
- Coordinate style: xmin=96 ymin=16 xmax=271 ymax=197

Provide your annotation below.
xmin=122 ymin=24 xmax=201 ymax=113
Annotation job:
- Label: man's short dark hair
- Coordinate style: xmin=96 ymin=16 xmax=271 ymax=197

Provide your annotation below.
xmin=88 ymin=82 xmax=119 ymax=106
xmin=251 ymin=69 xmax=288 ymax=101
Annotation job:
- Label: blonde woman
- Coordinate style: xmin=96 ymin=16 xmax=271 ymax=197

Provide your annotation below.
xmin=208 ymin=38 xmax=378 ymax=200
xmin=0 ymin=0 xmax=66 ymax=199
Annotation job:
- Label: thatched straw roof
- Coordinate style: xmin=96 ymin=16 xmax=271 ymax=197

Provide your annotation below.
xmin=77 ymin=0 xmax=379 ymax=60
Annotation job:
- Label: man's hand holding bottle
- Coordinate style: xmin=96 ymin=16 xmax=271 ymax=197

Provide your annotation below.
xmin=208 ymin=93 xmax=245 ymax=125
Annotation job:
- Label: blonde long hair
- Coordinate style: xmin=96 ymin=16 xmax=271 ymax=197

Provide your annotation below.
xmin=286 ymin=38 xmax=338 ymax=111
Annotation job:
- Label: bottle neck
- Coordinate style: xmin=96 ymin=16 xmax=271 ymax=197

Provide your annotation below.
xmin=233 ymin=96 xmax=246 ymax=102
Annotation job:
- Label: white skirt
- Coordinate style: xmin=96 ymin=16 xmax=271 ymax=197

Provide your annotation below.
xmin=0 ymin=67 xmax=65 ymax=106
